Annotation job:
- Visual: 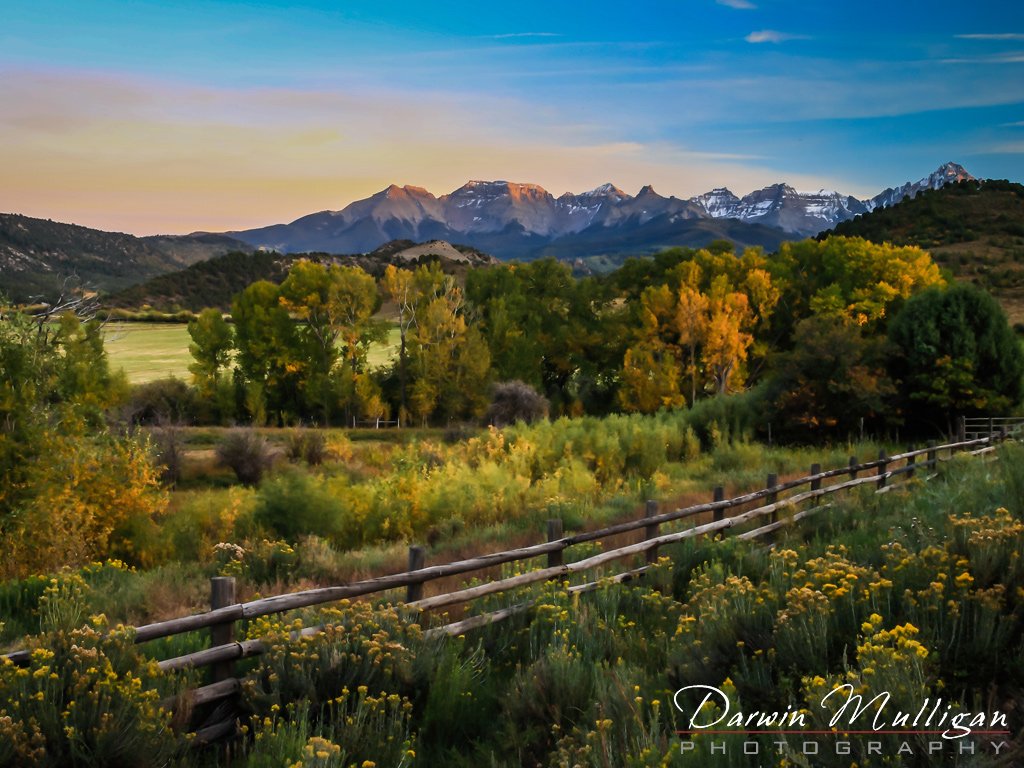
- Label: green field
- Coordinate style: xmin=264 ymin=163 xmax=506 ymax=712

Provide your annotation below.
xmin=103 ymin=322 xmax=401 ymax=384
xmin=103 ymin=323 xmax=195 ymax=384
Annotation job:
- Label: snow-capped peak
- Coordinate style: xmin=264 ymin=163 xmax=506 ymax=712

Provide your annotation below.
xmin=580 ymin=182 xmax=629 ymax=200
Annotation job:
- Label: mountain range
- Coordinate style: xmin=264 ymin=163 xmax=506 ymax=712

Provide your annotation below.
xmin=228 ymin=163 xmax=975 ymax=260
xmin=0 ymin=162 xmax=980 ymax=303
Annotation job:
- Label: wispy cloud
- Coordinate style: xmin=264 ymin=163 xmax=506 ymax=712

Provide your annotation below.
xmin=745 ymin=30 xmax=808 ymax=44
xmin=956 ymin=33 xmax=1024 ymax=40
xmin=1002 ymin=121 xmax=1024 ymax=127
xmin=940 ymin=53 xmax=1024 ymax=64
xmin=490 ymin=32 xmax=562 ymax=39
xmin=975 ymin=141 xmax=1024 ymax=154
xmin=717 ymin=0 xmax=756 ymax=9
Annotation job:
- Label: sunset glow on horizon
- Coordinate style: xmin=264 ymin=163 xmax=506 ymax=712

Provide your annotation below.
xmin=2 ymin=1 xmax=1023 ymax=235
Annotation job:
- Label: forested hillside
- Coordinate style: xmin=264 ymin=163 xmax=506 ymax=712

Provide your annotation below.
xmin=826 ymin=180 xmax=1024 ymax=322
xmin=0 ymin=213 xmax=247 ymax=301
xmin=105 ymin=241 xmax=497 ymax=311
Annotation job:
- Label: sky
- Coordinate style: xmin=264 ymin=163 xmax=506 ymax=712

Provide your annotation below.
xmin=1 ymin=0 xmax=1023 ymax=235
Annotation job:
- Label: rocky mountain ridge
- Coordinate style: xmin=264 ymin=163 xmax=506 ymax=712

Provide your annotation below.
xmin=230 ymin=163 xmax=974 ymax=258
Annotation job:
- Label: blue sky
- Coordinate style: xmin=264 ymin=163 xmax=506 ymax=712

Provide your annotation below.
xmin=1 ymin=0 xmax=1022 ymax=233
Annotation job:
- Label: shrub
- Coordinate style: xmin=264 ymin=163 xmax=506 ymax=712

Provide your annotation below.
xmin=149 ymin=422 xmax=186 ymax=486
xmin=216 ymin=428 xmax=274 ymax=485
xmin=244 ymin=601 xmax=420 ymax=712
xmin=252 ymin=468 xmax=347 ymax=543
xmin=121 ymin=377 xmax=199 ymax=426
xmin=161 ymin=487 xmax=252 ymax=563
xmin=442 ymin=423 xmax=475 ymax=444
xmin=215 ymin=539 xmax=299 ymax=585
xmin=238 ymin=696 xmax=414 ymax=768
xmin=485 ymin=379 xmax=550 ymax=427
xmin=686 ymin=388 xmax=766 ymax=448
xmin=0 ymin=616 xmax=185 ymax=767
xmin=5 ymin=433 xmax=167 ymax=577
xmin=285 ymin=429 xmax=328 ymax=466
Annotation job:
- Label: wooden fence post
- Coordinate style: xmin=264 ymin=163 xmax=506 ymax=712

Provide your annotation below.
xmin=210 ymin=577 xmax=236 ymax=683
xmin=927 ymin=441 xmax=936 ymax=469
xmin=644 ymin=501 xmax=659 ymax=565
xmin=958 ymin=416 xmax=966 ymax=443
xmin=712 ymin=486 xmax=725 ymax=523
xmin=877 ymin=450 xmax=888 ymax=489
xmin=989 ymin=416 xmax=995 ymax=439
xmin=810 ymin=463 xmax=821 ymax=492
xmin=406 ymin=546 xmax=426 ymax=603
xmin=547 ymin=519 xmax=564 ymax=572
xmin=906 ymin=446 xmax=916 ymax=479
xmin=766 ymin=473 xmax=778 ymax=525
xmin=848 ymin=456 xmax=858 ymax=479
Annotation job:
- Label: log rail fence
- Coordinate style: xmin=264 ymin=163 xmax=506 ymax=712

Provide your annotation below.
xmin=3 ymin=431 xmax=1017 ymax=744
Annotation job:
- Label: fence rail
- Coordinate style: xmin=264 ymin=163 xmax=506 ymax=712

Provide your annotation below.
xmin=961 ymin=415 xmax=1024 ymax=441
xmin=3 ymin=431 xmax=1013 ymax=742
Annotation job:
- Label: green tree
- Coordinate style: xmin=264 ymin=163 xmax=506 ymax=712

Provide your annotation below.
xmin=381 ymin=264 xmax=418 ymax=421
xmin=279 ymin=260 xmax=382 ymax=423
xmin=768 ymin=315 xmax=896 ymax=440
xmin=187 ymin=308 xmax=234 ymax=421
xmin=887 ymin=283 xmax=1024 ymax=434
xmin=0 ymin=305 xmax=164 ymax=576
xmin=407 ymin=272 xmax=491 ymax=424
xmin=468 ymin=259 xmax=625 ymax=415
xmin=2 ymin=309 xmax=124 ymax=491
xmin=231 ymin=280 xmax=303 ymax=424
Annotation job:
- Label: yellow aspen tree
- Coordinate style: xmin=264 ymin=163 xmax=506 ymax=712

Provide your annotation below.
xmin=408 ymin=275 xmax=491 ymax=424
xmin=674 ymin=285 xmax=710 ymax=405
xmin=618 ymin=341 xmax=686 ymax=413
xmin=618 ymin=283 xmax=687 ymax=412
xmin=702 ymin=278 xmax=754 ymax=395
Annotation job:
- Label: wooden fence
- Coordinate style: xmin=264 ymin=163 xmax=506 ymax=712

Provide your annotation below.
xmin=961 ymin=415 xmax=1024 ymax=441
xmin=2 ymin=432 xmax=1013 ymax=744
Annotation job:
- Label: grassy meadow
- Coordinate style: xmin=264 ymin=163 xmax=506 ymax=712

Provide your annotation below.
xmin=102 ymin=322 xmax=196 ymax=383
xmin=103 ymin=322 xmax=401 ymax=384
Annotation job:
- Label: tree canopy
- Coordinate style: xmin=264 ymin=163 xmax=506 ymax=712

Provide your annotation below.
xmin=888 ymin=283 xmax=1024 ymax=432
xmin=0 ymin=305 xmax=163 ymax=577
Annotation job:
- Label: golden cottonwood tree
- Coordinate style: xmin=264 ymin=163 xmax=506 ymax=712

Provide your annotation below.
xmin=619 ymin=246 xmax=777 ymax=411
xmin=407 ymin=271 xmax=491 ymax=425
xmin=674 ymin=286 xmax=710 ymax=405
xmin=618 ymin=341 xmax=686 ymax=412
xmin=772 ymin=236 xmax=944 ymax=331
xmin=702 ymin=282 xmax=754 ymax=395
